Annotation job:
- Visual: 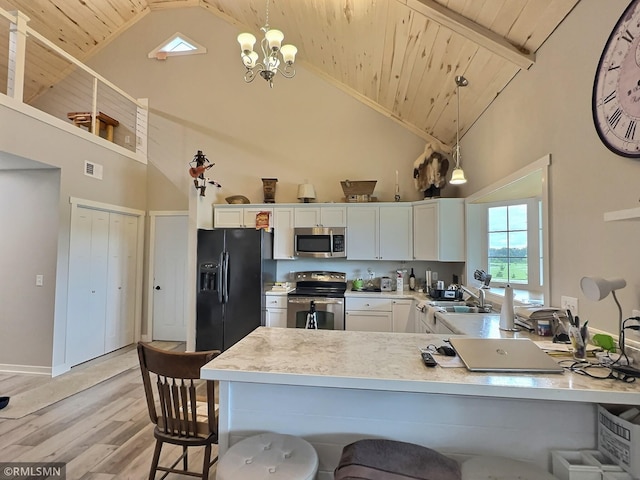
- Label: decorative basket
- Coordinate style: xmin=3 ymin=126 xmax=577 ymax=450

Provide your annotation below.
xmin=340 ymin=180 xmax=377 ymax=196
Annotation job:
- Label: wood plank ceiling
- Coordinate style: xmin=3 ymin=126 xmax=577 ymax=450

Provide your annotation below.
xmin=0 ymin=0 xmax=579 ymax=149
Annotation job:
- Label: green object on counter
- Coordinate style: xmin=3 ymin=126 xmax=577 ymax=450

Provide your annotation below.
xmin=592 ymin=333 xmax=616 ymax=352
xmin=352 ymin=278 xmax=363 ymax=291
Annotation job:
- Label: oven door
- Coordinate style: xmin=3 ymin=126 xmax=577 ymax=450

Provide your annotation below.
xmin=287 ymin=297 xmax=345 ymax=330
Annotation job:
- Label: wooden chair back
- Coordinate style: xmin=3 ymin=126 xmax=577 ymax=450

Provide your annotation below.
xmin=137 ymin=342 xmax=220 ymax=439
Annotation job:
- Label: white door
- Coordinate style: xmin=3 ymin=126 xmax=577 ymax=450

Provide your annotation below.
xmin=67 ymin=208 xmax=109 ymax=367
xmin=152 ymin=214 xmax=188 ymax=341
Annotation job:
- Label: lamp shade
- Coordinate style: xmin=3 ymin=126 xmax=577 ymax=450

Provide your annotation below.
xmin=297 ymin=183 xmax=316 ymax=202
xmin=580 ymin=276 xmax=627 ymax=301
xmin=450 ymin=167 xmax=467 ymax=185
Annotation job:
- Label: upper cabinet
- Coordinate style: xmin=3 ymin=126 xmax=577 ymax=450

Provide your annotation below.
xmin=347 ymin=204 xmax=412 ymax=261
xmin=214 ymin=206 xmax=273 ymax=228
xmin=294 ymin=206 xmax=347 ymax=227
xmin=272 ymin=207 xmax=295 ymax=260
xmin=413 ymin=198 xmax=464 ymax=262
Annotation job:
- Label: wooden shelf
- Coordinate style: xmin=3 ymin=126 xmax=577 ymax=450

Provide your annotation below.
xmin=604 ymin=206 xmax=640 ymax=221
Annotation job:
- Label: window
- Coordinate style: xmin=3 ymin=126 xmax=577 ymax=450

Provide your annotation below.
xmin=485 ymin=199 xmax=541 ymax=290
xmin=148 ymin=33 xmax=207 ymax=60
xmin=465 ymin=154 xmax=550 ymax=303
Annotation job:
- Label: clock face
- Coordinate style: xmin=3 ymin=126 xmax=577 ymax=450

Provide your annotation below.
xmin=593 ymin=0 xmax=640 ymax=158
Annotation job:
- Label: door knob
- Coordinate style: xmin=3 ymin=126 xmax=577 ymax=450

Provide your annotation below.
xmin=155 ymin=286 xmax=161 ymax=290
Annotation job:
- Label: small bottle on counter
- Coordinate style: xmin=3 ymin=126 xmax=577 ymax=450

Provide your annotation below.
xmin=409 ymin=268 xmax=416 ymax=291
xmin=396 ymin=271 xmax=403 ymax=292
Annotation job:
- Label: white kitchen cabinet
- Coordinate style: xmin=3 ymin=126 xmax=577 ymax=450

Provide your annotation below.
xmin=264 ymin=294 xmax=288 ymax=328
xmin=434 ymin=316 xmax=455 ymax=335
xmin=392 ymin=299 xmax=413 ymax=333
xmin=415 ymin=307 xmax=434 ymax=334
xmin=214 ymin=205 xmax=273 ymax=228
xmin=273 ymin=207 xmax=295 ymax=259
xmin=347 ymin=204 xmax=412 ymax=260
xmin=345 ymin=297 xmax=393 ymax=332
xmin=294 ymin=205 xmax=347 ymax=227
xmin=413 ymin=198 xmax=464 ymax=261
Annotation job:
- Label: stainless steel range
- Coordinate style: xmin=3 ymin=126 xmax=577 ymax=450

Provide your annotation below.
xmin=287 ymin=271 xmax=346 ymax=329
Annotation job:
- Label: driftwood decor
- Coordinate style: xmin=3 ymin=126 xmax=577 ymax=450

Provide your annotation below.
xmin=413 ymin=142 xmax=450 ymax=198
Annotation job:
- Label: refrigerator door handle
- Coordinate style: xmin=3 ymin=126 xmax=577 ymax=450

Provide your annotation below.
xmin=217 ymin=252 xmax=224 ymax=303
xmin=222 ymin=251 xmax=230 ymax=303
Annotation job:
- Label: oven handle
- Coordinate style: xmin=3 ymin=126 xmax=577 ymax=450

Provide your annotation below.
xmin=287 ymin=297 xmax=344 ymax=305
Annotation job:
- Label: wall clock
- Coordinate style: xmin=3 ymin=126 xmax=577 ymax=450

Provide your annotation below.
xmin=593 ymin=0 xmax=640 ymax=158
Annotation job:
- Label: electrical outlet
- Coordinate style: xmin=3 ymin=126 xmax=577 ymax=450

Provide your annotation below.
xmin=561 ymin=296 xmax=578 ymax=316
xmin=36 ymin=274 xmax=44 ymax=286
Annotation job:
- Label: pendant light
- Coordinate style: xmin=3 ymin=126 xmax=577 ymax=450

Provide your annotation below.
xmin=450 ymin=75 xmax=468 ymax=185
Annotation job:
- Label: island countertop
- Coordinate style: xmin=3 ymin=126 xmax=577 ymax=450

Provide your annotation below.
xmin=201 ymin=327 xmax=638 ymax=405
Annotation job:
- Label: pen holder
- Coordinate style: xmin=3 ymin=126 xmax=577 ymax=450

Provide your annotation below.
xmin=569 ymin=326 xmax=586 ymax=360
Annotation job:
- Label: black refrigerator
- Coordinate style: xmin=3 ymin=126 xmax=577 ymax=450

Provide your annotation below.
xmin=196 ymin=228 xmax=276 ymax=352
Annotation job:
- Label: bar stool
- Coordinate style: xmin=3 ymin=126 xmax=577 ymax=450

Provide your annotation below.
xmin=216 ymin=432 xmax=318 ymax=480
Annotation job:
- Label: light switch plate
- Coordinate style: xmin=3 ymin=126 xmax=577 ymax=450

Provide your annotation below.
xmin=36 ymin=274 xmax=44 ymax=286
xmin=561 ymin=296 xmax=578 ymax=316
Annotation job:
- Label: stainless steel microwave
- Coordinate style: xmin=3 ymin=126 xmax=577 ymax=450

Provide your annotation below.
xmin=294 ymin=227 xmax=346 ymax=258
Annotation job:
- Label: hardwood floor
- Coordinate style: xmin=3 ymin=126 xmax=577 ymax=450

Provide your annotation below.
xmin=0 ymin=343 xmax=218 ymax=479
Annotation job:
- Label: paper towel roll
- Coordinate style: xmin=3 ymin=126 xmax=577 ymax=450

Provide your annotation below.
xmin=500 ymin=284 xmax=515 ymax=330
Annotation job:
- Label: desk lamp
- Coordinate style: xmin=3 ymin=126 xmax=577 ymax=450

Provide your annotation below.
xmin=580 ymin=276 xmax=626 ymax=334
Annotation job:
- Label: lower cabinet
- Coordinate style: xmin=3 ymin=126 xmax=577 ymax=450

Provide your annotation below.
xmin=346 ymin=297 xmax=416 ymax=333
xmin=434 ymin=315 xmax=455 ymax=334
xmin=392 ymin=299 xmax=413 ymax=333
xmin=264 ymin=294 xmax=288 ymax=328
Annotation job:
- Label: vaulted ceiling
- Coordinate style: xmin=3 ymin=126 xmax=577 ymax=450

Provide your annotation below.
xmin=0 ymin=0 xmax=579 ymax=149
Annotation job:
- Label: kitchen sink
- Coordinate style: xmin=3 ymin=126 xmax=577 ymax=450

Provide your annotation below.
xmin=440 ymin=306 xmax=481 ymax=313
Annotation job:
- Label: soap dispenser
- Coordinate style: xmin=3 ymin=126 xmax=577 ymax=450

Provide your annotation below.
xmin=499 ymin=284 xmax=516 ymax=331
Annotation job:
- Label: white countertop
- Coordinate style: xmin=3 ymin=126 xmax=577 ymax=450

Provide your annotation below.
xmin=202 ymin=327 xmax=639 ymax=405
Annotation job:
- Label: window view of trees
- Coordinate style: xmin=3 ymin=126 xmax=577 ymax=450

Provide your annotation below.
xmin=488 ymin=204 xmax=528 ymax=284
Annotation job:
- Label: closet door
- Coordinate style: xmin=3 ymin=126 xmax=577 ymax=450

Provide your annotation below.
xmin=105 ymin=213 xmax=139 ymax=353
xmin=67 ymin=208 xmax=109 ymax=367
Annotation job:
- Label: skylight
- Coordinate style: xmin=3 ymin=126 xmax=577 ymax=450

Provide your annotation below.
xmin=148 ymin=32 xmax=207 ymax=60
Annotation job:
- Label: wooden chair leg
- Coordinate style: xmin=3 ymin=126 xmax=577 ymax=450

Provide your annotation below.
xmin=149 ymin=439 xmax=163 ymax=480
xmin=202 ymin=443 xmax=212 ymax=480
xmin=183 ymin=445 xmax=188 ymax=471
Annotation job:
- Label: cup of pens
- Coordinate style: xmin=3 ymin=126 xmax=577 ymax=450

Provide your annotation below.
xmin=567 ymin=311 xmax=588 ymax=361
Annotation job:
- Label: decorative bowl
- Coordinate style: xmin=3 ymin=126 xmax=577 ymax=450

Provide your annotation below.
xmin=225 ymin=195 xmax=250 ymax=204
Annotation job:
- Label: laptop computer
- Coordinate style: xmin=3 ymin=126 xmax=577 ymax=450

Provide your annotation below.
xmin=448 ymin=337 xmax=564 ymax=373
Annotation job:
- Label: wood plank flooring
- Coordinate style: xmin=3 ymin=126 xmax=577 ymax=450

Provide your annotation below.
xmin=0 ymin=343 xmax=218 ymax=479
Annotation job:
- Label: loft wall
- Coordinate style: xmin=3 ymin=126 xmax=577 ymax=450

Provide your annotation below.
xmin=457 ymin=0 xmax=640 ymax=336
xmin=0 ymin=103 xmax=147 ymax=372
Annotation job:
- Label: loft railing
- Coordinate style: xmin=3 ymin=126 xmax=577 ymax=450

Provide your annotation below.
xmin=0 ymin=8 xmax=148 ymax=161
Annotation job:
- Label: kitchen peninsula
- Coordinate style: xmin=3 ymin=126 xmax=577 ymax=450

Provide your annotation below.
xmin=201 ymin=327 xmax=638 ymax=479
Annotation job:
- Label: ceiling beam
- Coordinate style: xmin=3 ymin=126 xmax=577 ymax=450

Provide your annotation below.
xmin=401 ymin=0 xmax=535 ymax=70
xmin=147 ymin=0 xmax=200 ymax=11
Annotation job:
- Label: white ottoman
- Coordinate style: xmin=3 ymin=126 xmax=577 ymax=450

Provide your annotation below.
xmin=461 ymin=456 xmax=559 ymax=480
xmin=216 ymin=432 xmax=319 ymax=480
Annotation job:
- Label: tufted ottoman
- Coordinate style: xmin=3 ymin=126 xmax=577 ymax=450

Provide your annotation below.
xmin=216 ymin=432 xmax=319 ymax=480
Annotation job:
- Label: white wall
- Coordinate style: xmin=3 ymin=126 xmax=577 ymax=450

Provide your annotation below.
xmin=458 ymin=0 xmax=640 ymax=336
xmin=0 ymin=168 xmax=59 ymax=369
xmin=82 ymin=7 xmax=432 ymax=214
xmin=0 ymin=103 xmax=147 ymax=371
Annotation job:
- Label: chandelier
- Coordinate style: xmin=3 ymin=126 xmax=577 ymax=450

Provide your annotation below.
xmin=237 ymin=0 xmax=297 ymax=88
xmin=450 ymin=75 xmax=468 ymax=185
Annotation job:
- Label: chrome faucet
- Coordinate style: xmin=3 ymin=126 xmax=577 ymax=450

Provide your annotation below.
xmin=460 ymin=286 xmax=491 ymax=312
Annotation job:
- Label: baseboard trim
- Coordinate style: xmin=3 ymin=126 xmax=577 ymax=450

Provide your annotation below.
xmin=0 ymin=363 xmax=51 ymax=376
